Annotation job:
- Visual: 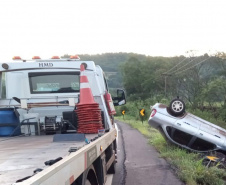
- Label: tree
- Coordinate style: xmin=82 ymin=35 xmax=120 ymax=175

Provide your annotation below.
xmin=202 ymin=78 xmax=226 ymax=107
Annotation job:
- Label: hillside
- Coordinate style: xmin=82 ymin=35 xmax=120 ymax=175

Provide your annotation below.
xmin=62 ymin=53 xmax=147 ymax=88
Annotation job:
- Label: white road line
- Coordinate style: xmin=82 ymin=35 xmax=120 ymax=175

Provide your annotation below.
xmin=115 ymin=123 xmax=119 ymax=146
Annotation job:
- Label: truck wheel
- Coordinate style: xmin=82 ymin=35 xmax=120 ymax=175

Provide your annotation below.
xmin=84 ymin=165 xmax=98 ymax=185
xmin=107 ymin=161 xmax=115 ymax=174
xmin=169 ymin=98 xmax=185 ymax=116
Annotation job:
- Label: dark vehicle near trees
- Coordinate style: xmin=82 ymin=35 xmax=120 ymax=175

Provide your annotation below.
xmin=148 ymin=99 xmax=226 ymax=153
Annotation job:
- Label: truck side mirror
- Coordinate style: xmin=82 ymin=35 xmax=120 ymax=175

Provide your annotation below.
xmin=112 ymin=89 xmax=126 ymax=106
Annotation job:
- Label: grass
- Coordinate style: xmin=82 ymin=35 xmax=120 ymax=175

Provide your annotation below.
xmin=116 ymin=115 xmax=226 ymax=185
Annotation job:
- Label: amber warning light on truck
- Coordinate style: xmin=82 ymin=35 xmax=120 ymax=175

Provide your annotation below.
xmin=70 ymin=55 xmax=80 ymax=60
xmin=12 ymin=56 xmax=22 ymax=60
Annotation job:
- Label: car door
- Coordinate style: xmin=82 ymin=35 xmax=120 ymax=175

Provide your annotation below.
xmin=187 ymin=114 xmax=222 ymax=151
xmin=168 ymin=113 xmax=201 ymax=148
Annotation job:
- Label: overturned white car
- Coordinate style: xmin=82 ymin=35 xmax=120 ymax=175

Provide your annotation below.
xmin=148 ymin=99 xmax=226 ymax=153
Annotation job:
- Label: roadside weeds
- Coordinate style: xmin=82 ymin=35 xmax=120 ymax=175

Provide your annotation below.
xmin=116 ymin=116 xmax=226 ymax=185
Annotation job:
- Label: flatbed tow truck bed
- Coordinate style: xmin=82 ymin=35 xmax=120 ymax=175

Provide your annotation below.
xmin=0 ymin=133 xmax=98 ymax=185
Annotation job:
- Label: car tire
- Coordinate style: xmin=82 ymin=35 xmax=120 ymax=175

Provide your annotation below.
xmin=169 ymin=98 xmax=185 ymax=116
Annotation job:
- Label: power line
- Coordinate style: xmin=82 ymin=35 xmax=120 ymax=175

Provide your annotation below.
xmin=169 ymin=57 xmax=197 ymax=74
xmin=155 ymin=57 xmax=211 ymax=81
xmin=162 ymin=57 xmax=211 ymax=97
xmin=154 ymin=56 xmax=211 ymax=82
xmin=174 ymin=57 xmax=212 ymax=75
xmin=155 ymin=57 xmax=194 ymax=81
xmin=155 ymin=57 xmax=188 ymax=80
xmin=164 ymin=57 xmax=187 ymax=74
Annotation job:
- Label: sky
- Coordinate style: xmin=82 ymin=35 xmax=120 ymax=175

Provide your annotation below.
xmin=0 ymin=0 xmax=225 ymax=59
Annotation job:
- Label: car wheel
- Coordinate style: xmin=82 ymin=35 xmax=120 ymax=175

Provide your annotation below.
xmin=169 ymin=99 xmax=185 ymax=116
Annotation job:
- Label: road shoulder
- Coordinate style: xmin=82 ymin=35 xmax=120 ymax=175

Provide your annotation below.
xmin=115 ymin=120 xmax=184 ymax=185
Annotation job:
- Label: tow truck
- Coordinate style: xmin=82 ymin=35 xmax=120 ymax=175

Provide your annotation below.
xmin=0 ymin=56 xmax=126 ymax=185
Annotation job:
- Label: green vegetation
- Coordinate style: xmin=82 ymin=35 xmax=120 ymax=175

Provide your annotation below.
xmin=116 ymin=115 xmax=226 ymax=185
xmin=121 ymin=53 xmax=226 ymax=111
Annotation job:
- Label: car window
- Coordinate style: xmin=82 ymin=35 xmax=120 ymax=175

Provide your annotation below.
xmin=190 ymin=138 xmax=216 ymax=151
xmin=167 ymin=127 xmax=193 ymax=146
xmin=166 ymin=126 xmax=216 ymax=151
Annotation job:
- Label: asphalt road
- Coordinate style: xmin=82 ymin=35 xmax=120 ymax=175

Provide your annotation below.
xmin=112 ymin=120 xmax=184 ymax=185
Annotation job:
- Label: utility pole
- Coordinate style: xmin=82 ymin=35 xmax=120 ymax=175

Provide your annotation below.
xmin=162 ymin=73 xmax=172 ymax=97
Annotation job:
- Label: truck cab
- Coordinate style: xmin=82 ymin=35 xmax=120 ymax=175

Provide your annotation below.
xmin=0 ymin=57 xmax=125 ymax=135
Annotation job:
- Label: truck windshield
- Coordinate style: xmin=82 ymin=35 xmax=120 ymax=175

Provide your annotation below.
xmin=29 ymin=72 xmax=80 ymax=94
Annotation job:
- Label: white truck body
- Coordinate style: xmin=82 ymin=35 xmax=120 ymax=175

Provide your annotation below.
xmin=0 ymin=58 xmax=124 ymax=185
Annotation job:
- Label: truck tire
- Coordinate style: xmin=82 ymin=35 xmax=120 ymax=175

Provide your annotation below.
xmin=169 ymin=98 xmax=185 ymax=116
xmin=84 ymin=165 xmax=98 ymax=185
xmin=107 ymin=161 xmax=115 ymax=174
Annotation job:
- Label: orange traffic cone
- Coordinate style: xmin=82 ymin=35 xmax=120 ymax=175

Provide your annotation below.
xmin=76 ymin=64 xmax=104 ymax=134
xmin=78 ymin=64 xmax=97 ymax=105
